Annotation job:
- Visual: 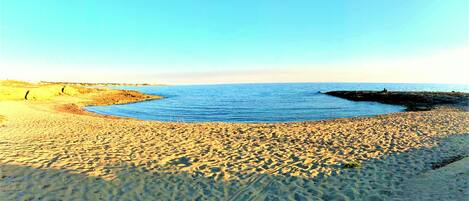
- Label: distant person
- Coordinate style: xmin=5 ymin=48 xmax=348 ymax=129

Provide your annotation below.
xmin=25 ymin=90 xmax=30 ymax=100
xmin=61 ymin=86 xmax=66 ymax=93
xmin=382 ymin=88 xmax=388 ymax=93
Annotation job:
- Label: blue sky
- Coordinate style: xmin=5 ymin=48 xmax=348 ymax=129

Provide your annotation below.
xmin=1 ymin=0 xmax=468 ymax=84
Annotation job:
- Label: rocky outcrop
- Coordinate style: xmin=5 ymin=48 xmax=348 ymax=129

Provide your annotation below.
xmin=325 ymin=91 xmax=469 ymax=111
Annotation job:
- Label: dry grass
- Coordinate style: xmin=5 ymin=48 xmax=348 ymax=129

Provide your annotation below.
xmin=0 ymin=80 xmax=160 ymax=104
xmin=0 ymin=80 xmax=87 ymax=100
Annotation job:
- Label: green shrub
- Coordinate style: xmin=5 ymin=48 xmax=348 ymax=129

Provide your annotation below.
xmin=343 ymin=161 xmax=361 ymax=169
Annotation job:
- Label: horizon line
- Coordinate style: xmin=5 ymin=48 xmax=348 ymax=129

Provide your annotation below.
xmin=3 ymin=79 xmax=467 ymax=86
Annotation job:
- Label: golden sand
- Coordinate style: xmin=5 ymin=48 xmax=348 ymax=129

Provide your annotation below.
xmin=0 ymin=81 xmax=468 ymax=200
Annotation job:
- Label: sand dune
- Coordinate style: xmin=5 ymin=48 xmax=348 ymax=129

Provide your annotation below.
xmin=0 ymin=81 xmax=468 ymax=200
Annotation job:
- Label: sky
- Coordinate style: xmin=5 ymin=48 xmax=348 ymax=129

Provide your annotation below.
xmin=0 ymin=0 xmax=468 ymax=84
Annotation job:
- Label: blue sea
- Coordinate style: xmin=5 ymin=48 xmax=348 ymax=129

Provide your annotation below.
xmin=85 ymin=83 xmax=469 ymax=123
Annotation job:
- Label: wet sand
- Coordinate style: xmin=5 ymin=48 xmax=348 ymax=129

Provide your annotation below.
xmin=1 ymin=81 xmax=468 ymax=200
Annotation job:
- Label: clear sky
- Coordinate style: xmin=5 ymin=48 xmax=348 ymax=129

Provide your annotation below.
xmin=1 ymin=0 xmax=468 ymax=84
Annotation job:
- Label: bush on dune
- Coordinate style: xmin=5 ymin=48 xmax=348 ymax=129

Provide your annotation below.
xmin=343 ymin=160 xmax=362 ymax=169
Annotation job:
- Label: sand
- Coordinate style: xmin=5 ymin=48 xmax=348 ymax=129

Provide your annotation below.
xmin=1 ymin=81 xmax=468 ymax=200
xmin=399 ymin=156 xmax=469 ymax=201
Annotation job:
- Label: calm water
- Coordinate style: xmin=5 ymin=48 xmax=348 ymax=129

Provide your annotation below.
xmin=86 ymin=83 xmax=468 ymax=123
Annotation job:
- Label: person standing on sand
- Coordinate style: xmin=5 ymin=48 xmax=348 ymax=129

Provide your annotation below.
xmin=24 ymin=90 xmax=30 ymax=100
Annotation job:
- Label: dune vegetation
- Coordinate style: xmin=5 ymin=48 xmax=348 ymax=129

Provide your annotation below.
xmin=0 ymin=80 xmax=94 ymax=101
xmin=0 ymin=80 xmax=160 ymax=106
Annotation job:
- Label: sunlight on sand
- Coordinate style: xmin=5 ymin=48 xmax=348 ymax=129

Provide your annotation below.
xmin=0 ymin=80 xmax=468 ymax=200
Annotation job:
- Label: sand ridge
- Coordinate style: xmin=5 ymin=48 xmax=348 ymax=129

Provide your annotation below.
xmin=1 ymin=81 xmax=468 ymax=200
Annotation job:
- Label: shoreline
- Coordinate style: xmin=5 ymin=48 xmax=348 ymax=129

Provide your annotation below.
xmin=1 ymin=81 xmax=468 ymax=200
xmin=56 ymin=89 xmax=163 ymax=120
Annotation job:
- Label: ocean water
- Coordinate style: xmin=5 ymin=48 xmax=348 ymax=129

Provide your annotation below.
xmin=85 ymin=83 xmax=469 ymax=123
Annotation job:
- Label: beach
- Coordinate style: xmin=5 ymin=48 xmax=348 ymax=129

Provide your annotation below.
xmin=1 ymin=81 xmax=468 ymax=200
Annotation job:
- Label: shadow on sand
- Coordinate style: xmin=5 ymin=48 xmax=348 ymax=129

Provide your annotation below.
xmin=1 ymin=134 xmax=468 ymax=201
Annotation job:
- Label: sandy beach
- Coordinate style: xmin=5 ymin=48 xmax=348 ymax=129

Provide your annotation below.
xmin=1 ymin=81 xmax=468 ymax=200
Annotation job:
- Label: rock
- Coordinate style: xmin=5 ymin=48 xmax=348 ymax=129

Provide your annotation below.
xmin=325 ymin=91 xmax=469 ymax=111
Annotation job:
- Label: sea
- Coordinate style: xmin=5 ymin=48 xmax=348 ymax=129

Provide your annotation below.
xmin=85 ymin=83 xmax=469 ymax=123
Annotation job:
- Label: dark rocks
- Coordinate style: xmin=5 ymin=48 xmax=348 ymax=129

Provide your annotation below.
xmin=325 ymin=91 xmax=469 ymax=111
